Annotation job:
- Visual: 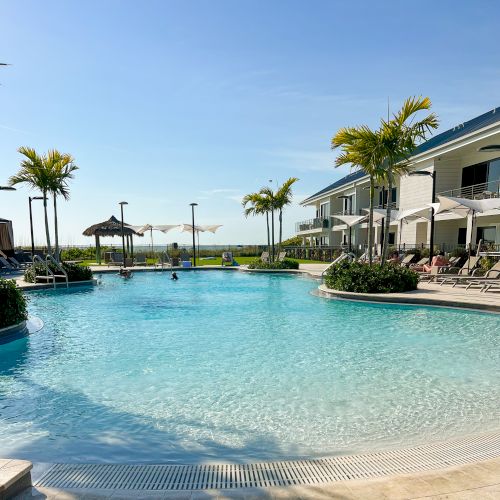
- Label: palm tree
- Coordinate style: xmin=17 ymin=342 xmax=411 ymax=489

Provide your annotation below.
xmin=332 ymin=125 xmax=385 ymax=265
xmin=377 ymin=96 xmax=438 ymax=264
xmin=9 ymin=147 xmax=78 ymax=260
xmin=46 ymin=150 xmax=78 ymax=261
xmin=242 ymin=192 xmax=272 ymax=254
xmin=274 ymin=177 xmax=299 ymax=254
xmin=10 ymin=147 xmax=54 ymax=254
xmin=258 ymin=186 xmax=278 ymax=261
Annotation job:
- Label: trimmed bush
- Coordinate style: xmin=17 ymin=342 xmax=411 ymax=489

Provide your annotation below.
xmin=247 ymin=258 xmax=300 ymax=270
xmin=24 ymin=261 xmax=93 ymax=283
xmin=0 ymin=278 xmax=28 ymax=328
xmin=324 ymin=261 xmax=419 ymax=293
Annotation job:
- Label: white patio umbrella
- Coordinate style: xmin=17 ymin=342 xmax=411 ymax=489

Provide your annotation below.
xmin=436 ymin=195 xmax=500 ymax=265
xmin=331 ymin=214 xmax=368 ymax=226
xmin=179 ymin=224 xmax=223 ymax=258
xmin=132 ymin=224 xmax=181 ymax=256
xmin=395 ymin=205 xmax=435 ymax=247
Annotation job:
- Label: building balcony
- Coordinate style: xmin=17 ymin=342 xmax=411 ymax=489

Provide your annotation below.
xmin=295 ymin=218 xmax=329 ymax=233
xmin=438 ymin=178 xmax=500 ymax=200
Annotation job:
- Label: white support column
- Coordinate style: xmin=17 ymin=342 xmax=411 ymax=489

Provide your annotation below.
xmin=495 ymin=224 xmax=500 ymax=244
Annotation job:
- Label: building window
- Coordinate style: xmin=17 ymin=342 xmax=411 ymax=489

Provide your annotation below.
xmin=319 ymin=202 xmax=330 ymax=219
xmin=388 ymin=232 xmax=395 ymax=245
xmin=379 ymin=188 xmax=397 ymax=206
xmin=461 ymin=156 xmax=500 ymax=188
xmin=477 ymin=226 xmax=496 ymax=244
xmin=458 ymin=228 xmax=467 ymax=245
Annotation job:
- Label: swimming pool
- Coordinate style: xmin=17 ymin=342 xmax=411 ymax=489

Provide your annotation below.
xmin=0 ymin=271 xmax=499 ymax=464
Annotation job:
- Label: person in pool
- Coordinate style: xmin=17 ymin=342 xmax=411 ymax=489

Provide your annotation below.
xmin=119 ymin=268 xmax=132 ymax=278
xmin=171 ymin=271 xmax=178 ymax=280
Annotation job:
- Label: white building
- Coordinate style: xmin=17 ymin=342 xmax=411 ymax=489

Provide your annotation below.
xmin=297 ymin=107 xmax=500 ymax=253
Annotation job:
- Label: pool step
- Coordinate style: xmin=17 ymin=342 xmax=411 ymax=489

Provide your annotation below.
xmin=0 ymin=460 xmax=32 ymax=500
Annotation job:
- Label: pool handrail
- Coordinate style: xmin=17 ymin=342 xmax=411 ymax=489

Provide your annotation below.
xmin=321 ymin=252 xmax=356 ymax=281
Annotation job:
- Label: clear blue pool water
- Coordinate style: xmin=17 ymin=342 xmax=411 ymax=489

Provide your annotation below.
xmin=0 ymin=271 xmax=499 ymax=464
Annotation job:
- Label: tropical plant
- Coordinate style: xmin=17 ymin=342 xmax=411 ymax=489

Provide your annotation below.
xmin=24 ymin=261 xmax=92 ymax=283
xmin=46 ymin=150 xmax=78 ymax=261
xmin=274 ymin=177 xmax=299 ymax=254
xmin=10 ymin=147 xmax=53 ymax=254
xmin=324 ymin=260 xmax=419 ymax=293
xmin=0 ymin=278 xmax=28 ymax=329
xmin=247 ymin=258 xmax=299 ymax=270
xmin=377 ymin=97 xmax=438 ymax=264
xmin=242 ymin=191 xmax=273 ymax=257
xmin=332 ymin=126 xmax=385 ymax=265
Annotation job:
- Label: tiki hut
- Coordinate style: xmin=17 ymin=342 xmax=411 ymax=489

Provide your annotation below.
xmin=82 ymin=215 xmax=143 ymax=264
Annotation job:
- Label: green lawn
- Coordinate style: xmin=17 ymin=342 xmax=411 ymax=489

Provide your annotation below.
xmin=78 ymin=256 xmax=325 ymax=267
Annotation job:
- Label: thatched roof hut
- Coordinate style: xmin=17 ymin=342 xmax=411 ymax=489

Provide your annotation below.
xmin=82 ymin=215 xmax=143 ymax=263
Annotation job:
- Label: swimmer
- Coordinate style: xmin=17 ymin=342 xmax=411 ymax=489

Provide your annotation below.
xmin=119 ymin=268 xmax=132 ymax=278
xmin=171 ymin=271 xmax=178 ymax=281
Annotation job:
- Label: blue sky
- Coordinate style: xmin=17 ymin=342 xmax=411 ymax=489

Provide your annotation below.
xmin=1 ymin=0 xmax=500 ymax=246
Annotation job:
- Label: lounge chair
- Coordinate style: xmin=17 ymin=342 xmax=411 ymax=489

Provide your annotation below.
xmin=446 ymin=260 xmax=500 ymax=289
xmin=222 ymin=252 xmax=233 ymax=266
xmin=260 ymin=251 xmax=269 ymax=263
xmin=400 ymin=254 xmax=415 ymax=267
xmin=431 ymin=256 xmax=482 ymax=284
xmin=0 ymin=256 xmax=15 ymax=273
xmin=107 ymin=253 xmax=124 ymax=266
xmin=134 ymin=254 xmax=147 ymax=266
xmin=410 ymin=257 xmax=429 ymax=270
xmin=277 ymin=251 xmax=287 ymax=262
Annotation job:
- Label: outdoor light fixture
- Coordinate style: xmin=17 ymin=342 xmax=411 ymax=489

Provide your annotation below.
xmin=189 ymin=203 xmax=198 ymax=267
xmin=0 ymin=186 xmax=16 ymax=191
xmin=409 ymin=170 xmax=437 ymax=262
xmin=477 ymin=145 xmax=500 ymax=152
xmin=29 ymin=196 xmax=45 ymax=260
xmin=119 ymin=201 xmax=128 ymax=267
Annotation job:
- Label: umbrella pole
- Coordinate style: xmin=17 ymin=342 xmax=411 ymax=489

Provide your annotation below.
xmin=150 ymin=228 xmax=154 ymax=259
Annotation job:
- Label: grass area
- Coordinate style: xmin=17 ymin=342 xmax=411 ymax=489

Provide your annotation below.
xmin=77 ymin=256 xmax=325 ymax=267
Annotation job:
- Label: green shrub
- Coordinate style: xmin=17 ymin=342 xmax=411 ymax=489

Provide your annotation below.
xmin=324 ymin=261 xmax=419 ymax=293
xmin=281 ymin=236 xmax=303 ymax=246
xmin=24 ymin=261 xmax=93 ymax=283
xmin=247 ymin=258 xmax=299 ymax=270
xmin=0 ymin=278 xmax=28 ymax=328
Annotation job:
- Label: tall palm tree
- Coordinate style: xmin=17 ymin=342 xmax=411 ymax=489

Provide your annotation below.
xmin=332 ymin=126 xmax=385 ymax=265
xmin=46 ymin=150 xmax=78 ymax=261
xmin=242 ymin=192 xmax=272 ymax=254
xmin=377 ymin=96 xmax=438 ymax=264
xmin=259 ymin=186 xmax=278 ymax=261
xmin=10 ymin=147 xmax=54 ymax=254
xmin=274 ymin=177 xmax=299 ymax=254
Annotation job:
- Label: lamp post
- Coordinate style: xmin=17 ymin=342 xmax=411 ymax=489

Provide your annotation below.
xmin=29 ymin=196 xmax=45 ymax=260
xmin=409 ymin=171 xmax=436 ymax=263
xmin=119 ymin=201 xmax=128 ymax=267
xmin=337 ymin=195 xmax=352 ymax=252
xmin=189 ymin=203 xmax=198 ymax=267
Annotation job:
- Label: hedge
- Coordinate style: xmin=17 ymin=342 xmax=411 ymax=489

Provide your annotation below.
xmin=324 ymin=261 xmax=419 ymax=293
xmin=24 ymin=261 xmax=93 ymax=283
xmin=0 ymin=278 xmax=28 ymax=329
xmin=247 ymin=258 xmax=300 ymax=270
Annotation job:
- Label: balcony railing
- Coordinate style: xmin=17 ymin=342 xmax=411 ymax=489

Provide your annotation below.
xmin=295 ymin=218 xmax=329 ymax=232
xmin=438 ymin=178 xmax=500 ymax=200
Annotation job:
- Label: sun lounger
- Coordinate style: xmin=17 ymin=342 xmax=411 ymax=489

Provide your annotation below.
xmin=277 ymin=251 xmax=287 ymax=262
xmin=134 ymin=254 xmax=147 ymax=266
xmin=410 ymin=257 xmax=429 ymax=270
xmin=432 ymin=256 xmax=482 ymax=284
xmin=107 ymin=253 xmax=124 ymax=266
xmin=447 ymin=261 xmax=500 ymax=290
xmin=400 ymin=254 xmax=415 ymax=267
xmin=260 ymin=251 xmax=269 ymax=263
xmin=0 ymin=256 xmax=15 ymax=273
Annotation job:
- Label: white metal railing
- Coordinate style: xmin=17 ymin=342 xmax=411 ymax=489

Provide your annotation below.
xmin=321 ymin=252 xmax=356 ymax=281
xmin=295 ymin=218 xmax=330 ymax=232
xmin=438 ymin=178 xmax=500 ymax=199
xmin=46 ymin=255 xmax=68 ymax=288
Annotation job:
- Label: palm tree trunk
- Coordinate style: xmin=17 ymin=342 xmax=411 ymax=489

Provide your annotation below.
xmin=381 ymin=178 xmax=393 ymax=265
xmin=266 ymin=212 xmax=270 ymax=254
xmin=278 ymin=209 xmax=283 ymax=254
xmin=368 ymin=176 xmax=374 ymax=265
xmin=271 ymin=210 xmax=275 ymax=262
xmin=43 ymin=190 xmax=52 ymax=256
xmin=53 ymin=195 xmax=60 ymax=262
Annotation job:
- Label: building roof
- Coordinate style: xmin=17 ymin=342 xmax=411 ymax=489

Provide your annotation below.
xmin=302 ymin=106 xmax=500 ymax=204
